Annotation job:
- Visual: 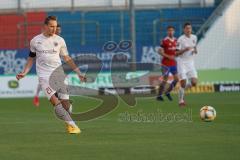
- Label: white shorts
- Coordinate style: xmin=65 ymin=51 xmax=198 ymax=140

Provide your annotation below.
xmin=38 ymin=76 xmax=69 ymax=100
xmin=177 ymin=61 xmax=198 ymax=80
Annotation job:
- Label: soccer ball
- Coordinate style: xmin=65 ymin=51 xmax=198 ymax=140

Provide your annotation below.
xmin=200 ymin=106 xmax=216 ymax=122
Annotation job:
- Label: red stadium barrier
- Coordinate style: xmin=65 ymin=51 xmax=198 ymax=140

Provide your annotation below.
xmin=0 ymin=12 xmax=46 ymax=49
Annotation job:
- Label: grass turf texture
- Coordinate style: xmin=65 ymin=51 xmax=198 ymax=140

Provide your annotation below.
xmin=0 ymin=92 xmax=239 ymax=160
xmin=198 ymin=69 xmax=240 ymax=83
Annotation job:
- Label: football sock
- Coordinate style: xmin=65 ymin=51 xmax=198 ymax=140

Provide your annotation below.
xmin=54 ymin=103 xmax=77 ymax=128
xmin=158 ymin=81 xmax=166 ymax=96
xmin=165 ymin=80 xmax=178 ymax=94
xmin=179 ymin=87 xmax=185 ymax=102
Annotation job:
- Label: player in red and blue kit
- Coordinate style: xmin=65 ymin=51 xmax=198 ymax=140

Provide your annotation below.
xmin=157 ymin=26 xmax=179 ymax=101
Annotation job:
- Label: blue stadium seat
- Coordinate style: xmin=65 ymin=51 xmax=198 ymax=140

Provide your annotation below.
xmin=48 ymin=7 xmax=215 ymax=49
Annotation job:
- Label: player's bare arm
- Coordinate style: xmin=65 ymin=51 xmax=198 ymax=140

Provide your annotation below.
xmin=176 ymin=47 xmax=192 ymax=56
xmin=62 ymin=55 xmax=87 ymax=82
xmin=16 ymin=56 xmax=35 ymax=80
xmin=193 ymin=47 xmax=198 ymax=54
xmin=158 ymin=48 xmax=174 ymax=60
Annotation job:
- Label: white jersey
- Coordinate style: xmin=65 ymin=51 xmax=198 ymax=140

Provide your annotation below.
xmin=30 ymin=33 xmax=68 ymax=77
xmin=176 ymin=34 xmax=198 ymax=80
xmin=176 ymin=34 xmax=197 ymax=62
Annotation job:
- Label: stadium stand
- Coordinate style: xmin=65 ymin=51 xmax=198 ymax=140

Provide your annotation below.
xmin=0 ymin=12 xmax=46 ymax=48
xmin=0 ymin=7 xmax=215 ymax=49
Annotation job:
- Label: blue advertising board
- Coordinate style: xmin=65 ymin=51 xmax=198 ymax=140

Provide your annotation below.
xmin=0 ymin=45 xmax=160 ymax=75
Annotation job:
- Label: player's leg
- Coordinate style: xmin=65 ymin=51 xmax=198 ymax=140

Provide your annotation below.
xmin=40 ymin=77 xmax=80 ymax=134
xmin=179 ymin=79 xmax=187 ymax=106
xmin=54 ymin=92 xmax=72 ymax=114
xmin=191 ymin=77 xmax=197 ymax=87
xmin=179 ymin=76 xmax=197 ymax=107
xmin=49 ymin=95 xmax=80 ymax=134
xmin=58 ymin=78 xmax=73 ymax=114
xmin=165 ymin=66 xmax=179 ymax=101
xmin=178 ymin=63 xmax=197 ymax=107
xmin=157 ymin=66 xmax=169 ymax=101
xmin=178 ymin=63 xmax=187 ymax=107
xmin=189 ymin=68 xmax=198 ymax=87
xmin=60 ymin=99 xmax=72 ymax=114
xmin=56 ymin=85 xmax=79 ymax=134
xmin=50 ymin=94 xmax=80 ymax=134
xmin=183 ymin=77 xmax=197 ymax=90
xmin=33 ymin=83 xmax=42 ymax=107
xmin=35 ymin=83 xmax=42 ymax=97
xmin=185 ymin=63 xmax=198 ymax=89
xmin=157 ymin=75 xmax=168 ymax=101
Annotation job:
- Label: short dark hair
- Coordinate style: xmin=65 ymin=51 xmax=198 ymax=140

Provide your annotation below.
xmin=184 ymin=22 xmax=191 ymax=28
xmin=167 ymin=25 xmax=175 ymax=30
xmin=57 ymin=24 xmax=61 ymax=28
xmin=44 ymin=16 xmax=57 ymax=25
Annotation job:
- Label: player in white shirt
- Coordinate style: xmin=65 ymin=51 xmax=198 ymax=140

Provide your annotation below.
xmin=16 ymin=16 xmax=86 ymax=134
xmin=33 ymin=24 xmax=62 ymax=107
xmin=176 ymin=22 xmax=198 ymax=107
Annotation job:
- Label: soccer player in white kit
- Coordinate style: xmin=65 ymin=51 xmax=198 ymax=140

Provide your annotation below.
xmin=176 ymin=22 xmax=198 ymax=107
xmin=16 ymin=16 xmax=86 ymax=134
xmin=33 ymin=24 xmax=62 ymax=107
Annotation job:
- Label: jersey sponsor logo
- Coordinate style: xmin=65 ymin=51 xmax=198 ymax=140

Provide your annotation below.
xmin=168 ymin=46 xmax=176 ymax=51
xmin=36 ymin=49 xmax=57 ymax=54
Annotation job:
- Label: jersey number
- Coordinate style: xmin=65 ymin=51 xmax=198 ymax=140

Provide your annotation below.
xmin=46 ymin=87 xmax=53 ymax=94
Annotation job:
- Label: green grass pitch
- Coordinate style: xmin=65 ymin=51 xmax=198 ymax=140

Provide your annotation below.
xmin=0 ymin=92 xmax=239 ymax=160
